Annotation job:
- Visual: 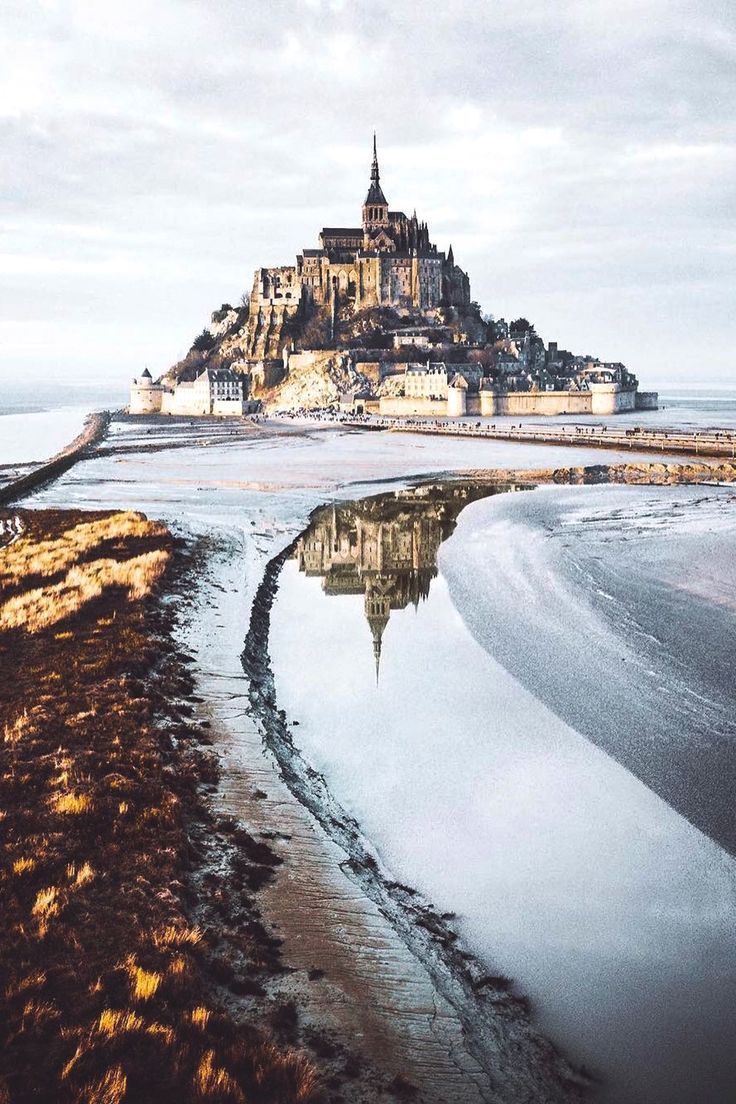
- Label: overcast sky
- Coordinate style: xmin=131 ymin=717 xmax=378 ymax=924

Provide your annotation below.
xmin=2 ymin=0 xmax=734 ymax=388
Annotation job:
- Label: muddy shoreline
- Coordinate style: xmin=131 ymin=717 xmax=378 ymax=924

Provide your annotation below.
xmin=456 ymin=459 xmax=736 ymax=485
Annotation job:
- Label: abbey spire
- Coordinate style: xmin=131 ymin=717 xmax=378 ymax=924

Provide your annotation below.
xmin=363 ymin=132 xmax=389 ymax=229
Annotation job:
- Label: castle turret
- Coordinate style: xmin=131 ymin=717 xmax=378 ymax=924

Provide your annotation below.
xmin=129 ymin=368 xmax=164 ymax=414
xmin=447 ymin=373 xmax=469 ymax=417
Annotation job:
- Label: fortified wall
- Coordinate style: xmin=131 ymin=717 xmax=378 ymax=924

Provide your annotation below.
xmin=374 ymin=383 xmax=644 ymax=419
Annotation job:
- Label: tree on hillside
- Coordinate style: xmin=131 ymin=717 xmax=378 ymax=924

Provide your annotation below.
xmin=468 ymin=346 xmax=498 ymax=371
xmin=191 ymin=329 xmax=216 ymax=353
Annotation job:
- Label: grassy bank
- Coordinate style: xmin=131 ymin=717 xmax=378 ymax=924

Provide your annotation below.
xmin=0 ymin=509 xmax=320 ymax=1104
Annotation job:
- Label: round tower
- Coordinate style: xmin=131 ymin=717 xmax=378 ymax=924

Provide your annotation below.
xmin=447 ymin=374 xmax=468 ymax=417
xmin=129 ymin=368 xmax=163 ymax=414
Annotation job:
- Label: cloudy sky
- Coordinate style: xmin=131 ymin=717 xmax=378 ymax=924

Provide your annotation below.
xmin=2 ymin=0 xmax=734 ymax=388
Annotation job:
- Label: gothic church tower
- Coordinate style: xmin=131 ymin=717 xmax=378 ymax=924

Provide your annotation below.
xmin=362 ymin=134 xmax=389 ymax=234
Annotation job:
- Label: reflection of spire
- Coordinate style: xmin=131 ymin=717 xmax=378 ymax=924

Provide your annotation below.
xmin=365 ymin=588 xmax=390 ymax=685
xmin=294 ymin=487 xmax=519 ymax=682
xmin=371 ymin=624 xmax=383 ymax=682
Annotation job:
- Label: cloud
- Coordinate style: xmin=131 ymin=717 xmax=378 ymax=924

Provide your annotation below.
xmin=0 ymin=0 xmax=734 ymax=385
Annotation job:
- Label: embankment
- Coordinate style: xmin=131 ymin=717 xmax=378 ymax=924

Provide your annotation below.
xmin=0 ymin=411 xmax=111 ymax=506
xmin=458 ymin=459 xmax=736 ymax=486
xmin=357 ymin=418 xmax=736 ymax=460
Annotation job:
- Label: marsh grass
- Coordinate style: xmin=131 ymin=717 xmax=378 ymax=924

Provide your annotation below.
xmin=0 ymin=508 xmax=322 ymax=1104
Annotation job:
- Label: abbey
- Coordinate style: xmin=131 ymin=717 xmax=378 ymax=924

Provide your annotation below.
xmin=247 ymin=137 xmax=470 ymax=358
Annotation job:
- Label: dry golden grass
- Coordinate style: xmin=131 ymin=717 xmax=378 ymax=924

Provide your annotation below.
xmin=0 ymin=511 xmax=167 ymax=587
xmin=96 ymin=1010 xmax=144 ymax=1036
xmin=0 ymin=550 xmax=170 ymax=633
xmin=125 ymin=959 xmax=162 ymax=1002
xmin=12 ymin=856 xmax=36 ymax=875
xmin=194 ymin=1050 xmax=245 ymax=1102
xmin=51 ymin=791 xmax=92 ymax=816
xmin=31 ymin=886 xmax=60 ymax=920
xmin=79 ymin=1064 xmax=128 ymax=1104
xmin=189 ymin=1007 xmax=211 ymax=1031
xmin=167 ymin=954 xmax=193 ymax=982
xmin=67 ymin=861 xmax=95 ymax=887
xmin=153 ymin=924 xmax=203 ymax=950
xmin=5 ymin=972 xmax=46 ymax=999
xmin=3 ymin=712 xmax=32 ymax=745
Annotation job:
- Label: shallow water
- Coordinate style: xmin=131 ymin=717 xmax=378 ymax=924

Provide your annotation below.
xmin=269 ymin=483 xmax=736 ymax=1104
xmin=0 ymin=381 xmax=126 ymax=466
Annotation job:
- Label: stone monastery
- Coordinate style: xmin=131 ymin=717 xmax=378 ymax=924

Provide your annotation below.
xmin=246 ymin=135 xmax=470 ymax=359
xmin=129 ymin=134 xmax=657 ymax=419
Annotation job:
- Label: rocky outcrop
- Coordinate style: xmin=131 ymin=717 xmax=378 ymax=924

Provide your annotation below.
xmin=266 ymin=351 xmax=374 ymax=410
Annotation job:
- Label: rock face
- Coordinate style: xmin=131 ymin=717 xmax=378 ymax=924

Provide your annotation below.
xmin=265 ymin=350 xmax=374 ymax=411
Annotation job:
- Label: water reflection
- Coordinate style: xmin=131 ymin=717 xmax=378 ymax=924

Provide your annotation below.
xmin=273 ymin=483 xmax=736 ymax=1104
xmin=293 ymin=482 xmax=527 ymax=679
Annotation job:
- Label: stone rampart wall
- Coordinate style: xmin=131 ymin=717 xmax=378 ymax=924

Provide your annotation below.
xmin=161 ymin=390 xmax=209 ymax=416
xmin=378 ymin=396 xmax=447 ymax=417
xmin=589 ymin=384 xmax=636 ymax=416
xmin=211 ymin=399 xmax=246 ymax=416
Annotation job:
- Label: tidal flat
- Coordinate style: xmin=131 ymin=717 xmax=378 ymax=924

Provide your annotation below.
xmin=11 ymin=417 xmax=736 ymax=1103
xmin=269 ymin=481 xmax=736 ymax=1104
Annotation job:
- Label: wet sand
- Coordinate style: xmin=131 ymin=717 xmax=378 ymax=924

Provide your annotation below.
xmin=177 ymin=529 xmax=495 ymax=1101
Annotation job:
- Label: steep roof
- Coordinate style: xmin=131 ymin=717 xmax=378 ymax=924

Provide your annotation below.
xmin=320 ymin=228 xmax=363 ymax=237
xmin=196 ymin=367 xmax=242 ymax=383
xmin=365 ymin=180 xmax=388 ymax=205
xmin=364 ymin=133 xmax=388 ymax=207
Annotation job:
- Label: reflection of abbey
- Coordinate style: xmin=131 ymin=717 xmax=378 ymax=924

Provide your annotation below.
xmin=293 ymin=485 xmax=517 ymax=679
xmin=247 ymin=136 xmax=470 ymax=360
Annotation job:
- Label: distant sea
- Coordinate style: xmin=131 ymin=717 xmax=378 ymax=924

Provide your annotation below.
xmin=654 ymin=387 xmax=736 ymax=430
xmin=0 ymin=380 xmax=127 ymax=467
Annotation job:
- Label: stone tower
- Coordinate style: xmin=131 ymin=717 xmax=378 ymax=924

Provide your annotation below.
xmin=362 ymin=133 xmax=389 ymax=233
